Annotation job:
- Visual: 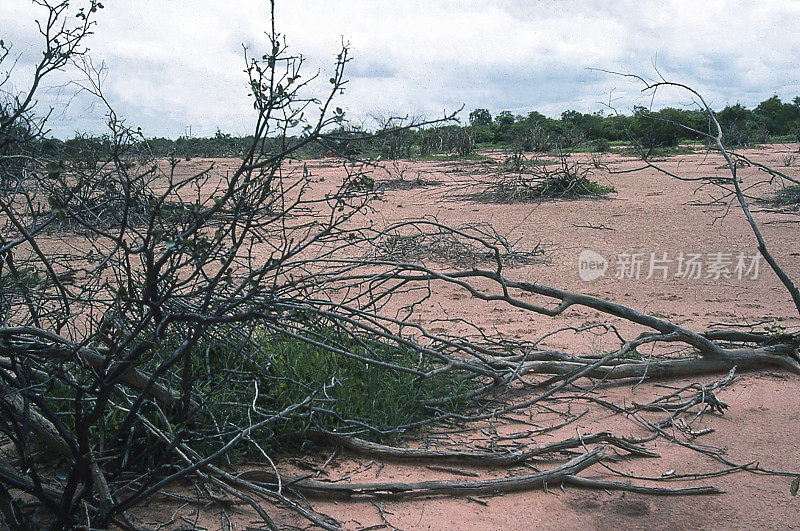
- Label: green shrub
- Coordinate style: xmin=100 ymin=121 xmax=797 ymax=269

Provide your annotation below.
xmin=94 ymin=321 xmax=478 ymax=466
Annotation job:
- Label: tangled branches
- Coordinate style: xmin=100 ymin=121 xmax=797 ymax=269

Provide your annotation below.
xmin=773 ymin=185 xmax=800 ymax=210
xmin=0 ymin=3 xmax=799 ymax=529
xmin=469 ymin=151 xmax=614 ymax=203
xmin=369 ymin=221 xmax=544 ymax=268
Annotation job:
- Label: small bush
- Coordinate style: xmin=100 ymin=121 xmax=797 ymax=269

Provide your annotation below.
xmin=371 ymin=223 xmax=544 ymax=268
xmin=470 ymin=156 xmax=614 ymax=203
xmin=773 ymin=185 xmax=800 ymax=207
xmin=146 ymin=322 xmax=476 ymax=460
xmin=591 ymin=138 xmax=611 ymax=152
xmin=35 ymin=321 xmax=477 ymax=472
xmin=376 ymin=176 xmax=441 ymax=191
xmin=264 ymin=329 xmax=473 ymax=434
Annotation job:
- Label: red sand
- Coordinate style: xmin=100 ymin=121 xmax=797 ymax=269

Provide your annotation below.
xmin=133 ymin=145 xmax=800 ymax=529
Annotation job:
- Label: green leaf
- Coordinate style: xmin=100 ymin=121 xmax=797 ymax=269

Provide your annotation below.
xmin=791 ymin=476 xmax=799 ymax=496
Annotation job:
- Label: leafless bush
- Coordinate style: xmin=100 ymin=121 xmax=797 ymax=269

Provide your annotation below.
xmin=377 ymin=175 xmax=441 ymax=190
xmin=0 ymin=4 xmax=467 ymax=527
xmin=590 ymin=151 xmax=607 ymax=170
xmin=469 ymin=153 xmax=614 ymax=203
xmin=503 ymin=144 xmax=527 ymax=172
xmin=370 ymin=222 xmax=544 ymax=268
xmin=773 ymin=185 xmax=800 ymax=208
xmin=375 ymin=160 xmax=442 ymax=190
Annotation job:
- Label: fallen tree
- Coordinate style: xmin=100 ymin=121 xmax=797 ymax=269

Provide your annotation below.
xmin=0 ymin=2 xmax=798 ymax=529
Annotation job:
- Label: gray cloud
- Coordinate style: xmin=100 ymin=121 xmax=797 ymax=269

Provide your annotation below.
xmin=2 ymin=0 xmax=799 ymax=138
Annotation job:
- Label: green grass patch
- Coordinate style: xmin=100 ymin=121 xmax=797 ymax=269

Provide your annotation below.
xmin=181 ymin=323 xmax=476 ymax=457
xmin=534 ymin=175 xmax=615 ymax=197
xmin=263 ymin=332 xmax=472 ymax=431
xmin=38 ymin=321 xmax=476 ymax=470
xmin=34 ymin=321 xmax=477 ymax=470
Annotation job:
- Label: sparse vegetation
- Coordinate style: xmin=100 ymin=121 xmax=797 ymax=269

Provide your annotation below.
xmin=470 ymin=153 xmax=614 ymax=203
xmin=376 ymin=174 xmax=441 ymax=190
xmin=371 ymin=222 xmax=544 ymax=268
xmin=774 ymin=185 xmax=800 ymax=207
xmin=33 ymin=93 xmax=800 ymax=162
xmin=2 ymin=2 xmax=799 ymax=530
xmin=156 ymin=324 xmax=475 ymax=456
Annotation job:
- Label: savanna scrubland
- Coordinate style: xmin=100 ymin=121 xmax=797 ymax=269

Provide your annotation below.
xmin=1 ymin=2 xmax=799 ymax=529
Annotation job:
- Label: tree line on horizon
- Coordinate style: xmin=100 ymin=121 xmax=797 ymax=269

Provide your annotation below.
xmin=37 ymin=94 xmax=800 ymax=162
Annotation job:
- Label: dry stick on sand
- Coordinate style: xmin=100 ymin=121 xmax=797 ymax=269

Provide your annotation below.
xmin=238 ymin=447 xmax=720 ymax=499
xmin=304 ymin=429 xmax=660 ymax=464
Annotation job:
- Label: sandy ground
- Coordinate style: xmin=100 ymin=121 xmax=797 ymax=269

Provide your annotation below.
xmin=130 ymin=145 xmax=800 ymax=530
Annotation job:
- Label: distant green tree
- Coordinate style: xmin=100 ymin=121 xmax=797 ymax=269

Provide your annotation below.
xmin=628 ymin=106 xmax=705 ymax=149
xmin=716 ymin=103 xmax=768 ymax=146
xmin=754 ymin=95 xmax=800 ymax=134
xmin=491 ymin=111 xmax=518 ymax=143
xmin=468 ymin=109 xmax=493 ymax=143
xmin=525 ymin=110 xmax=548 ymax=124
xmin=495 ymin=110 xmax=515 ymax=127
xmin=469 ymin=108 xmax=492 ymax=127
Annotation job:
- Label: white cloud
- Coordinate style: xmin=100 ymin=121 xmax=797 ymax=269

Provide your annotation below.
xmin=1 ymin=0 xmax=799 ymax=138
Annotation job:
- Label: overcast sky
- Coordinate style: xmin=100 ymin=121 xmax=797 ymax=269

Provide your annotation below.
xmin=2 ymin=1 xmax=800 ymax=139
